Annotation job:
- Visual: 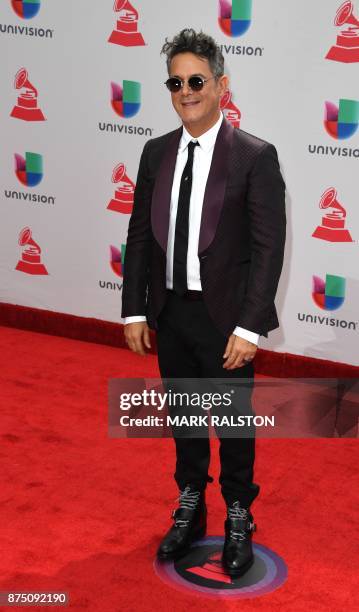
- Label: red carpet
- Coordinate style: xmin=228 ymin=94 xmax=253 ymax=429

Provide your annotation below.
xmin=0 ymin=325 xmax=357 ymax=611
xmin=2 ymin=302 xmax=359 ymax=378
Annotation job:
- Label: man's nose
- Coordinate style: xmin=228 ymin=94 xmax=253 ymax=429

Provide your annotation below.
xmin=181 ymin=81 xmax=193 ymax=96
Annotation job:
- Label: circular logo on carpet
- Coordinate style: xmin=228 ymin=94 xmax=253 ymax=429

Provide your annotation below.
xmin=154 ymin=537 xmax=287 ymax=599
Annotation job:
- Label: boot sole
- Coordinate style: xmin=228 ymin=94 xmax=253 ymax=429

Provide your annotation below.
xmin=156 ymin=525 xmax=207 ymax=561
xmin=222 ymin=555 xmax=254 ymax=577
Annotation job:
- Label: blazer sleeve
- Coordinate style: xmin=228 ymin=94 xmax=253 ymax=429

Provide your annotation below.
xmin=236 ymin=143 xmax=286 ymax=333
xmin=121 ymin=140 xmax=153 ymax=318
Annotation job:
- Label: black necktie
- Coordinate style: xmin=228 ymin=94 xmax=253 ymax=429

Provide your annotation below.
xmin=173 ymin=140 xmax=199 ymax=296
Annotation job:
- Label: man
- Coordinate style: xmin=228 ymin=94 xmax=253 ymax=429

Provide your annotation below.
xmin=122 ymin=29 xmax=286 ymax=576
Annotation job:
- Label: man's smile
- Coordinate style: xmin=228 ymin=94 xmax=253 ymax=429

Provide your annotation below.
xmin=181 ymin=100 xmax=201 ymax=106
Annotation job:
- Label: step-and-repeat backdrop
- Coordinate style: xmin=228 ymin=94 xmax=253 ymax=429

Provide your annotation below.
xmin=1 ymin=0 xmax=358 ymax=365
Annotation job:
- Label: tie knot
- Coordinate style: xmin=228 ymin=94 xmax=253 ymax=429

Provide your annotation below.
xmin=187 ymin=140 xmax=199 ymax=154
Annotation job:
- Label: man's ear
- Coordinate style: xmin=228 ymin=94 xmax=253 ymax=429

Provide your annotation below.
xmin=218 ymin=74 xmax=229 ymax=96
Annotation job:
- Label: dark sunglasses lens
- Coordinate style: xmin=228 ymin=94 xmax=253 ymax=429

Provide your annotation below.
xmin=188 ymin=76 xmax=204 ymax=91
xmin=166 ymin=78 xmax=182 ymax=92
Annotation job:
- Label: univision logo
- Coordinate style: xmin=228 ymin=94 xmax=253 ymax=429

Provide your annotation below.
xmin=11 ymin=0 xmax=41 ymax=19
xmin=324 ymin=99 xmax=359 ymax=140
xmin=297 ymin=274 xmax=357 ymax=331
xmin=308 ymin=98 xmax=359 ymax=158
xmin=98 ymin=245 xmax=126 ymax=292
xmin=217 ymin=0 xmax=264 ymax=57
xmin=4 ymin=151 xmax=55 ymax=205
xmin=1 ymin=0 xmax=53 ymax=38
xmin=111 ymin=80 xmax=141 ymax=118
xmin=15 ymin=151 xmax=42 ymax=186
xmin=218 ymin=0 xmax=252 ymax=37
xmin=110 ymin=244 xmax=126 ymax=277
xmin=99 ymin=79 xmax=153 ymax=136
xmin=312 ymin=274 xmax=345 ymax=310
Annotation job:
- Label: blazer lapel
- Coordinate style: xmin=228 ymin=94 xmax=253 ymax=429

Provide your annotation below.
xmin=198 ymin=118 xmax=234 ymax=254
xmin=151 ymin=127 xmax=182 ymax=252
xmin=151 ymin=118 xmax=234 ymax=255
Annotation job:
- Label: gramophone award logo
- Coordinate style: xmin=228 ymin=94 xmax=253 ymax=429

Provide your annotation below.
xmin=110 ymin=244 xmax=126 ymax=277
xmin=111 ymin=80 xmax=141 ymax=118
xmin=108 ymin=0 xmax=145 ymax=47
xmin=218 ymin=0 xmax=252 ymax=37
xmin=154 ymin=537 xmax=288 ymax=599
xmin=15 ymin=227 xmax=48 ymax=275
xmin=10 ymin=67 xmax=46 ymax=121
xmin=11 ymin=0 xmax=41 ymax=19
xmin=220 ymin=90 xmax=241 ymax=128
xmin=107 ymin=163 xmax=135 ymax=213
xmin=326 ymin=1 xmax=359 ymax=63
xmin=312 ymin=188 xmax=353 ymax=242
xmin=324 ymin=99 xmax=359 ymax=139
xmin=15 ymin=152 xmax=43 ymax=187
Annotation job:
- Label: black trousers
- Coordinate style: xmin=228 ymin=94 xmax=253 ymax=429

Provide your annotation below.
xmin=156 ymin=291 xmax=260 ymax=508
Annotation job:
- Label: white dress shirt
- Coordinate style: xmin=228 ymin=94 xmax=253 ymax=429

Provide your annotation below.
xmin=125 ymin=112 xmax=259 ymax=346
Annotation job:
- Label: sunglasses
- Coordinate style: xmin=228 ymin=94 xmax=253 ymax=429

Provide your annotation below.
xmin=164 ymin=75 xmax=216 ymax=93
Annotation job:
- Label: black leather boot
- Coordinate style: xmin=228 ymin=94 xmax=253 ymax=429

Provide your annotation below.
xmin=156 ymin=485 xmax=207 ymax=560
xmin=222 ymin=501 xmax=256 ymax=576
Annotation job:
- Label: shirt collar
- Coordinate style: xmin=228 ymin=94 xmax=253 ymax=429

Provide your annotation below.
xmin=179 ymin=112 xmax=223 ymax=153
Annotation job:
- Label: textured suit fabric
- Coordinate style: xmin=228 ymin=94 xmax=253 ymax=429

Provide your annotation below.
xmin=156 ymin=291 xmax=260 ymax=507
xmin=121 ymin=120 xmax=286 ymax=338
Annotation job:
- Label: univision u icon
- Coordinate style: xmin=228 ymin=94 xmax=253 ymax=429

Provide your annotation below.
xmin=218 ymin=0 xmax=252 ymax=37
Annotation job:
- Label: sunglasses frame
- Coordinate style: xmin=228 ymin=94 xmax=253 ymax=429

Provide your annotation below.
xmin=164 ymin=75 xmax=216 ymax=93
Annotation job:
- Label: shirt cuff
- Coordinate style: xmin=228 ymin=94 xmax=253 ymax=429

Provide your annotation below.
xmin=124 ymin=316 xmax=147 ymax=324
xmin=233 ymin=326 xmax=260 ymax=346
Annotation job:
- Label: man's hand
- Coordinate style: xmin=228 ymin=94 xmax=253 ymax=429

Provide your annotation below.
xmin=124 ymin=322 xmax=151 ymax=356
xmin=223 ymin=334 xmax=257 ymax=370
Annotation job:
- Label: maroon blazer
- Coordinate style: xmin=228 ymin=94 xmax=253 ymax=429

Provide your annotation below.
xmin=121 ymin=118 xmax=286 ymax=337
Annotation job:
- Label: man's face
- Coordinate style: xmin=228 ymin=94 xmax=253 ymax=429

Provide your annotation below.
xmin=168 ymin=52 xmax=228 ymax=131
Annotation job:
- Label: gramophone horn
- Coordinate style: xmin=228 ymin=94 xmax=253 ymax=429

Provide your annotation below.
xmin=18 ymin=227 xmax=32 ymax=246
xmin=112 ymin=163 xmax=126 ymax=183
xmin=319 ymin=188 xmax=337 ymax=209
xmin=14 ymin=67 xmax=37 ymax=95
xmin=335 ymin=1 xmax=359 ymax=27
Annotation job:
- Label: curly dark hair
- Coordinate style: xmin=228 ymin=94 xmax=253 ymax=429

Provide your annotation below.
xmin=161 ymin=28 xmax=224 ymax=78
